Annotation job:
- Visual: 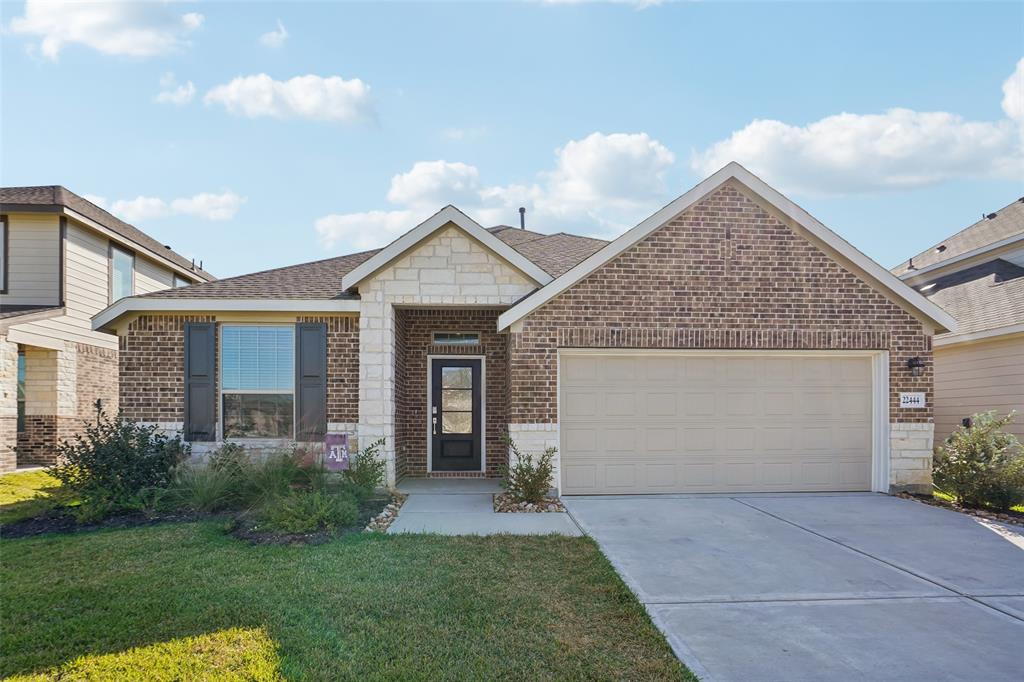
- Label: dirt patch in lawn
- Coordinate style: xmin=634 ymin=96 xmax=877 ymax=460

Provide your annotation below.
xmin=0 ymin=509 xmax=220 ymax=539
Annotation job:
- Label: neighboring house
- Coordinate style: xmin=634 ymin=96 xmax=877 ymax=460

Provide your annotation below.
xmin=0 ymin=187 xmax=215 ymax=473
xmin=93 ymin=163 xmax=954 ymax=495
xmin=892 ymin=198 xmax=1024 ymax=443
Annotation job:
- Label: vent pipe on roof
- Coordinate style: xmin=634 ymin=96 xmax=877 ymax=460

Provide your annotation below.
xmin=519 ymin=206 xmax=526 ymax=229
xmin=985 ymin=212 xmax=997 ymax=220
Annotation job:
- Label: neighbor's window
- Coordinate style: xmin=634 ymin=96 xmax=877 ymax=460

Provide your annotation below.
xmin=433 ymin=332 xmax=480 ymax=346
xmin=110 ymin=245 xmax=134 ymax=302
xmin=221 ymin=325 xmax=294 ymax=439
xmin=173 ymin=274 xmax=190 ymax=288
xmin=16 ymin=350 xmax=25 ymax=434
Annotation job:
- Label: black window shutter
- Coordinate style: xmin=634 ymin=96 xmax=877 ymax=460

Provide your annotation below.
xmin=184 ymin=322 xmax=216 ymax=441
xmin=295 ymin=323 xmax=327 ymax=442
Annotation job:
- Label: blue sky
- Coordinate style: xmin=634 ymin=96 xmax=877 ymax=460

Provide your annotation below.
xmin=2 ymin=1 xmax=1022 ymax=278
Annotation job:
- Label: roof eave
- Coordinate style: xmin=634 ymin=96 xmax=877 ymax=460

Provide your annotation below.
xmin=92 ymin=297 xmax=361 ymax=332
xmin=497 ymin=162 xmax=957 ymax=334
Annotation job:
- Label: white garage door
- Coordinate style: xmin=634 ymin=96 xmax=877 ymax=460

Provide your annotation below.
xmin=559 ymin=353 xmax=874 ymax=494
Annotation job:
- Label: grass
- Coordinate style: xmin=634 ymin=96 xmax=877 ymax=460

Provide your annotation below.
xmin=0 ymin=470 xmax=64 ymax=524
xmin=1 ymin=521 xmax=692 ymax=681
xmin=932 ymin=489 xmax=1024 ymax=513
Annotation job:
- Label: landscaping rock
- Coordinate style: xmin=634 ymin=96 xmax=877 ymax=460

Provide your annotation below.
xmin=493 ymin=492 xmax=566 ymax=513
xmin=364 ymin=491 xmax=408 ymax=533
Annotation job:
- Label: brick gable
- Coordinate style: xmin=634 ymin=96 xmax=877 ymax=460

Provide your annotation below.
xmin=509 ymin=183 xmax=933 ymax=424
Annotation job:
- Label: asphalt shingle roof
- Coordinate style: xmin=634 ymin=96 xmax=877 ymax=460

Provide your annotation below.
xmin=137 ymin=225 xmax=608 ymax=301
xmin=0 ymin=186 xmax=215 ymax=282
xmin=892 ymin=197 xmax=1024 ymax=276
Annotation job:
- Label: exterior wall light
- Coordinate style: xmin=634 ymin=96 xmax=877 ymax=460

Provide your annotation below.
xmin=906 ymin=356 xmax=925 ymax=377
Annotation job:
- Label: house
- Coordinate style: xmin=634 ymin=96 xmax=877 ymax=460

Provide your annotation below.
xmin=0 ymin=187 xmax=215 ymax=473
xmin=892 ymin=198 xmax=1024 ymax=443
xmin=92 ymin=163 xmax=954 ymax=495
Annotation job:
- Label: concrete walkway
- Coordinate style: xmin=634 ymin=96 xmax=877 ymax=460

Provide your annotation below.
xmin=387 ymin=478 xmax=582 ymax=536
xmin=565 ymin=493 xmax=1024 ymax=682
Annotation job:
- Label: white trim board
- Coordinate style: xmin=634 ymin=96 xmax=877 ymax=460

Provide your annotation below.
xmin=897 ymin=232 xmax=1024 ymax=284
xmin=497 ymin=162 xmax=956 ymax=334
xmin=425 ymin=354 xmax=487 ymax=474
xmin=92 ymin=297 xmax=360 ymax=331
xmin=934 ymin=321 xmax=1024 ymax=347
xmin=340 ymin=205 xmax=553 ymax=291
xmin=555 ymin=348 xmax=891 ymax=494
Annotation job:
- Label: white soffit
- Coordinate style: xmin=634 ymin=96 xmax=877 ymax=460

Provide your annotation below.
xmin=92 ymin=297 xmax=360 ymax=331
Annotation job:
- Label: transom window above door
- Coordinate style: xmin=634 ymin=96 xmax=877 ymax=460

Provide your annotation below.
xmin=433 ymin=332 xmax=480 ymax=346
xmin=221 ymin=325 xmax=294 ymax=439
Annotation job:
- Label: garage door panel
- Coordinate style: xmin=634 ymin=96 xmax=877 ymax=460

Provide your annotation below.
xmin=560 ymin=354 xmax=873 ymax=494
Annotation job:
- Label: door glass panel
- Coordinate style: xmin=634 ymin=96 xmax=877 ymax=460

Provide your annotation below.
xmin=441 ymin=366 xmax=472 ymax=389
xmin=442 ymin=412 xmax=472 ymax=434
xmin=442 ymin=389 xmax=472 ymax=411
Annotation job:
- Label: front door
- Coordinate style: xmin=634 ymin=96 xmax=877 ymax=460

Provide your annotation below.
xmin=430 ymin=358 xmax=482 ymax=472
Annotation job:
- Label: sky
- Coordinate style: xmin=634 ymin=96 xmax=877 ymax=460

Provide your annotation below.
xmin=1 ymin=1 xmax=1022 ymax=279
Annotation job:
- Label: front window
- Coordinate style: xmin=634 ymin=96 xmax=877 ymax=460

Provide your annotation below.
xmin=110 ymin=245 xmax=134 ymax=302
xmin=221 ymin=325 xmax=294 ymax=439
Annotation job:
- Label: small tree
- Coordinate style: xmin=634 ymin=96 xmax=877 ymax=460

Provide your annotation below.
xmin=500 ymin=438 xmax=556 ymax=504
xmin=342 ymin=438 xmax=387 ymax=496
xmin=933 ymin=411 xmax=1024 ymax=511
xmin=49 ymin=413 xmax=188 ymax=520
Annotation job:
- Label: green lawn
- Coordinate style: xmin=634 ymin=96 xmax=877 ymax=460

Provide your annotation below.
xmin=0 ymin=472 xmax=692 ymax=681
xmin=932 ymin=489 xmax=1024 ymax=513
xmin=0 ymin=470 xmax=64 ymax=524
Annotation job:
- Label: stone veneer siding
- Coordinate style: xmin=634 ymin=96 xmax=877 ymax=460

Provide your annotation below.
xmin=394 ymin=308 xmax=509 ymax=479
xmin=357 ymin=223 xmax=538 ymax=486
xmin=0 ymin=335 xmax=17 ymax=473
xmin=508 ymin=183 xmax=936 ymax=492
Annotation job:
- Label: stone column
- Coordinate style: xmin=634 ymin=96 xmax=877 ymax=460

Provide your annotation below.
xmin=358 ymin=290 xmax=398 ymax=488
xmin=0 ymin=335 xmax=18 ymax=474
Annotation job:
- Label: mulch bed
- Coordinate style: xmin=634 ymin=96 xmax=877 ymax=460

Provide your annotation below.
xmin=229 ymin=496 xmax=391 ymax=545
xmin=898 ymin=492 xmax=1024 ymax=527
xmin=493 ymin=492 xmax=566 ymax=513
xmin=1 ymin=509 xmax=219 ymax=539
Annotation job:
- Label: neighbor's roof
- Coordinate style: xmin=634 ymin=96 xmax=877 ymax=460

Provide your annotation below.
xmin=892 ymin=197 xmax=1024 ymax=277
xmin=922 ymin=260 xmax=1024 ymax=337
xmin=0 ymin=186 xmax=215 ymax=282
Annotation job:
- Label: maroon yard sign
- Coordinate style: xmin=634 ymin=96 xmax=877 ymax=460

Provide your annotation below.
xmin=324 ymin=433 xmax=349 ymax=471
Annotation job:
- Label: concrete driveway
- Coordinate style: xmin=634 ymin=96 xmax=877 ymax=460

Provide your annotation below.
xmin=564 ymin=493 xmax=1024 ymax=681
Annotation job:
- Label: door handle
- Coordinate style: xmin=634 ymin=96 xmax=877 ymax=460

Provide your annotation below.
xmin=432 ymin=417 xmax=437 ymax=435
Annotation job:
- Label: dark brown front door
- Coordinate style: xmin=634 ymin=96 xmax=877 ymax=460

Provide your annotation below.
xmin=430 ymin=358 xmax=482 ymax=472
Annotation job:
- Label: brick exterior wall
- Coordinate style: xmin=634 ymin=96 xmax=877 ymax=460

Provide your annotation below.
xmin=74 ymin=343 xmax=119 ymax=426
xmin=394 ymin=308 xmax=509 ymax=479
xmin=119 ymin=315 xmax=359 ymax=444
xmin=120 ymin=315 xmax=216 ymax=425
xmin=509 ymin=183 xmax=934 ymax=427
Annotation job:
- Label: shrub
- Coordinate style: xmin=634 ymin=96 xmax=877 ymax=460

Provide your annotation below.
xmin=257 ymin=490 xmax=359 ymax=534
xmin=934 ymin=411 xmax=1024 ymax=511
xmin=172 ymin=463 xmax=240 ymax=512
xmin=500 ymin=439 xmax=556 ymax=504
xmin=49 ymin=413 xmax=188 ymax=519
xmin=342 ymin=438 xmax=386 ymax=496
xmin=239 ymin=450 xmax=304 ymax=508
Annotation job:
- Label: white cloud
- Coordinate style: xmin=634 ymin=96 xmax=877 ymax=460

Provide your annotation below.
xmin=441 ymin=126 xmax=487 ymax=141
xmin=107 ymin=191 xmax=246 ymax=223
xmin=692 ymin=59 xmax=1024 ymax=196
xmin=1002 ymin=57 xmax=1024 ymax=122
xmin=170 ymin=192 xmax=247 ymax=220
xmin=155 ymin=72 xmax=196 ymax=105
xmin=9 ymin=0 xmax=203 ymax=60
xmin=204 ymin=74 xmax=374 ymax=123
xmin=314 ymin=131 xmax=677 ymax=250
xmin=259 ymin=20 xmax=289 ymax=48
